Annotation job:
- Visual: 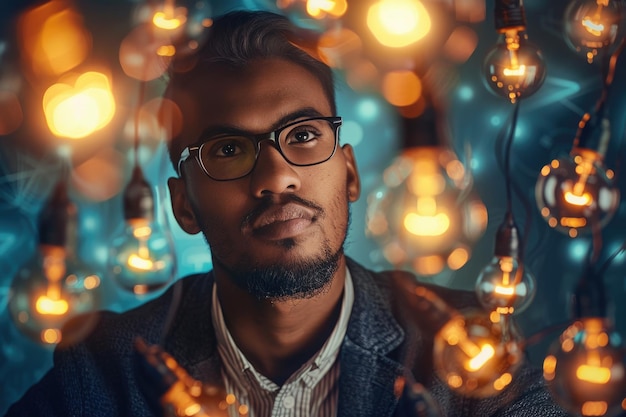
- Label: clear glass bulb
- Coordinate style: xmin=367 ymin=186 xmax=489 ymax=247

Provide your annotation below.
xmin=135 ymin=338 xmax=248 ymax=417
xmin=482 ymin=29 xmax=547 ymax=103
xmin=8 ymin=244 xmax=101 ymax=346
xmin=366 ymin=146 xmax=487 ymax=276
xmin=109 ymin=217 xmax=176 ymax=296
xmin=475 ymin=255 xmax=536 ymax=315
xmin=563 ymin=0 xmax=621 ymax=64
xmin=433 ymin=310 xmax=524 ymax=397
xmin=535 ymin=148 xmax=620 ymax=238
xmin=543 ymin=318 xmax=626 ymax=417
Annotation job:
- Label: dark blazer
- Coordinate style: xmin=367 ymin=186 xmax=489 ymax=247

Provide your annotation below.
xmin=4 ymin=258 xmax=569 ymax=416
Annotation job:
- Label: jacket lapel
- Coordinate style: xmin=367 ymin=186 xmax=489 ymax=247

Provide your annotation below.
xmin=337 ymin=259 xmax=408 ymax=417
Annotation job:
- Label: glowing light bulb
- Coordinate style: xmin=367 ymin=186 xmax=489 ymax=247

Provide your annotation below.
xmin=536 ymin=148 xmax=619 ymax=238
xmin=109 ymin=167 xmax=176 ymax=295
xmin=433 ymin=311 xmax=524 ymax=397
xmin=482 ymin=29 xmax=546 ymax=102
xmin=367 ymin=0 xmax=431 ymax=48
xmin=7 ymin=181 xmax=100 ymax=346
xmin=564 ymin=0 xmax=621 ymax=63
xmin=543 ymin=318 xmax=626 ymax=416
xmin=43 ymin=71 xmax=116 ymax=139
xmin=367 ymin=146 xmax=487 ymax=276
xmin=475 ymin=216 xmax=536 ymax=315
xmin=135 ymin=338 xmax=248 ymax=416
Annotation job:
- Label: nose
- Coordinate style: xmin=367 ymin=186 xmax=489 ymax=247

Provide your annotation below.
xmin=249 ymin=140 xmax=301 ymax=198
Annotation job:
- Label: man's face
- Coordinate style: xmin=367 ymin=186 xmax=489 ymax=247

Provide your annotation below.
xmin=168 ymin=58 xmax=360 ymax=299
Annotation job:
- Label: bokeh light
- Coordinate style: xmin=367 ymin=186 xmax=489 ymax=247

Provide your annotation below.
xmin=367 ymin=0 xmax=432 ymax=48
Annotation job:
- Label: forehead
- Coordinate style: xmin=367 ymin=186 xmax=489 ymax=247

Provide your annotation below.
xmin=170 ymin=58 xmax=333 ymax=151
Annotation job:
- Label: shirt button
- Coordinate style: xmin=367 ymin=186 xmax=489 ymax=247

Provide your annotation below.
xmin=282 ymin=395 xmax=295 ymax=409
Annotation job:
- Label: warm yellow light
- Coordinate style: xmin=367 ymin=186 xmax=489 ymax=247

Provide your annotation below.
xmin=128 ymin=254 xmax=155 ymax=271
xmin=41 ymin=328 xmax=62 ymax=344
xmin=576 ymin=364 xmax=611 ymax=384
xmin=306 ymin=0 xmax=348 ymax=18
xmin=404 ymin=212 xmax=450 ymax=237
xmin=560 ymin=217 xmax=587 ymax=228
xmin=367 ymin=0 xmax=431 ymax=48
xmin=43 ymin=71 xmax=115 ymax=139
xmin=494 ymin=285 xmax=515 ymax=296
xmin=581 ymin=401 xmax=608 ymax=416
xmin=564 ymin=190 xmax=592 ymax=206
xmin=156 ymin=45 xmax=177 ymax=57
xmin=582 ymin=17 xmax=605 ymax=36
xmin=152 ymin=11 xmax=186 ymax=30
xmin=503 ymin=65 xmax=526 ymax=76
xmin=132 ymin=225 xmax=153 ymax=239
xmin=36 ymin=295 xmax=69 ymax=315
xmin=466 ymin=344 xmax=495 ymax=371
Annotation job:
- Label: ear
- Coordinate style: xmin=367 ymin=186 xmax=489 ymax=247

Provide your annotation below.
xmin=167 ymin=177 xmax=202 ymax=235
xmin=341 ymin=144 xmax=361 ymax=202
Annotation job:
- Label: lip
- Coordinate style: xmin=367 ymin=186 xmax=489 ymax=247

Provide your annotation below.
xmin=248 ymin=203 xmax=316 ymax=240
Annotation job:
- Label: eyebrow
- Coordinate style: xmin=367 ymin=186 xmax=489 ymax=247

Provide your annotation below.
xmin=195 ymin=107 xmax=327 ymax=142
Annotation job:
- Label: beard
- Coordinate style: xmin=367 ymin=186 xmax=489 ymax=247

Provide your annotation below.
xmin=213 ymin=243 xmax=343 ymax=301
xmin=202 ymin=193 xmax=352 ymax=302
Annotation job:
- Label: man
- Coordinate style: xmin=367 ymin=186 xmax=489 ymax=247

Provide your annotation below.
xmin=5 ymin=9 xmax=568 ymax=417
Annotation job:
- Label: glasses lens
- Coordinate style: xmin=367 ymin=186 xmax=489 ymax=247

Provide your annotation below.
xmin=199 ymin=136 xmax=257 ymax=180
xmin=279 ymin=119 xmax=337 ymax=166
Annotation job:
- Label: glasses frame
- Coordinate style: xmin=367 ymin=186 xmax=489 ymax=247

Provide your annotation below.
xmin=177 ymin=116 xmax=342 ymax=181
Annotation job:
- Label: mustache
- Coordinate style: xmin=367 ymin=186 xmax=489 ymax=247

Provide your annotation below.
xmin=241 ymin=194 xmax=324 ymax=229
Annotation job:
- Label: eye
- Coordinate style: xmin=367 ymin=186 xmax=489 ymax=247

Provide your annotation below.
xmin=285 ymin=125 xmax=322 ymax=145
xmin=205 ymin=137 xmax=251 ymax=159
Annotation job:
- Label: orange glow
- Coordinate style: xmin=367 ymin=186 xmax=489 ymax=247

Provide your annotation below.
xmin=382 ymin=70 xmax=422 ymax=106
xmin=367 ymin=0 xmax=431 ymax=48
xmin=503 ymin=65 xmax=526 ymax=76
xmin=467 ymin=344 xmax=495 ymax=371
xmin=152 ymin=9 xmax=187 ymax=30
xmin=447 ymin=247 xmax=469 ymax=270
xmin=564 ymin=190 xmax=592 ymax=206
xmin=18 ymin=0 xmax=91 ymax=77
xmin=36 ymin=294 xmax=69 ymax=315
xmin=576 ymin=364 xmax=611 ymax=384
xmin=317 ymin=28 xmax=362 ymax=69
xmin=41 ymin=328 xmax=63 ymax=344
xmin=444 ymin=26 xmax=479 ymax=63
xmin=404 ymin=212 xmax=450 ymax=236
xmin=581 ymin=401 xmax=608 ymax=416
xmin=71 ymin=147 xmax=125 ymax=202
xmin=306 ymin=0 xmax=348 ymax=18
xmin=128 ymin=254 xmax=156 ymax=271
xmin=560 ymin=217 xmax=587 ymax=228
xmin=43 ymin=71 xmax=115 ymax=139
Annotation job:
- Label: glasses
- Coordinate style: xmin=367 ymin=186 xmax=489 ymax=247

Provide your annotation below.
xmin=177 ymin=116 xmax=342 ymax=181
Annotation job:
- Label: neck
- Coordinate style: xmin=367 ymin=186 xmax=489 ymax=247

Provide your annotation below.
xmin=214 ymin=257 xmax=347 ymax=385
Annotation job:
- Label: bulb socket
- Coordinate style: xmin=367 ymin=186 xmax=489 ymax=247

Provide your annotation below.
xmin=123 ymin=166 xmax=154 ymax=221
xmin=493 ymin=213 xmax=520 ymax=258
xmin=572 ymin=266 xmax=608 ymax=318
xmin=38 ymin=180 xmax=74 ymax=247
xmin=494 ymin=0 xmax=527 ymax=32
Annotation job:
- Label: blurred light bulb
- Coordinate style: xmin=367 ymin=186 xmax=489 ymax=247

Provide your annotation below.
xmin=482 ymin=29 xmax=546 ymax=102
xmin=543 ymin=318 xmax=626 ymax=417
xmin=433 ymin=310 xmax=524 ymax=397
xmin=8 ymin=181 xmax=100 ymax=346
xmin=134 ymin=338 xmax=248 ymax=417
xmin=536 ymin=147 xmax=619 ymax=238
xmin=367 ymin=146 xmax=487 ymax=276
xmin=475 ymin=215 xmax=536 ymax=315
xmin=109 ymin=167 xmax=176 ymax=296
xmin=367 ymin=0 xmax=431 ymax=48
xmin=564 ymin=0 xmax=621 ymax=63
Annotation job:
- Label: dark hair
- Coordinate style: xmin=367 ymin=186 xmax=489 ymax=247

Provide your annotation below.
xmin=164 ymin=10 xmax=337 ymax=170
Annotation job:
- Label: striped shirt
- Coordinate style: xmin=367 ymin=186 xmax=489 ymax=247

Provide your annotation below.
xmin=211 ymin=268 xmax=354 ymax=417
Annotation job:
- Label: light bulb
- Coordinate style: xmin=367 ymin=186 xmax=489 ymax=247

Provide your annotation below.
xmin=134 ymin=338 xmax=248 ymax=417
xmin=366 ymin=146 xmax=487 ymax=276
xmin=8 ymin=245 xmax=101 ymax=346
xmin=109 ymin=166 xmax=176 ymax=296
xmin=535 ymin=147 xmax=619 ymax=238
xmin=7 ymin=180 xmax=100 ymax=346
xmin=543 ymin=318 xmax=626 ymax=417
xmin=367 ymin=0 xmax=432 ymax=48
xmin=482 ymin=29 xmax=546 ymax=102
xmin=564 ymin=0 xmax=621 ymax=64
xmin=475 ymin=215 xmax=536 ymax=315
xmin=433 ymin=310 xmax=524 ymax=397
xmin=136 ymin=0 xmax=213 ymax=59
